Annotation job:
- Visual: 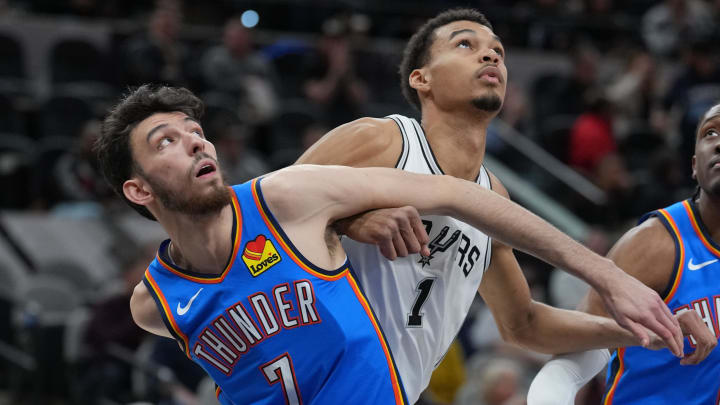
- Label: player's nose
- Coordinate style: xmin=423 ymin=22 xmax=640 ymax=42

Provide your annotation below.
xmin=185 ymin=132 xmax=205 ymax=155
xmin=479 ymin=48 xmax=499 ymax=64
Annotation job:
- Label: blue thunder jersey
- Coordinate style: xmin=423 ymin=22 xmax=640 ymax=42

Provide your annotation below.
xmin=603 ymin=199 xmax=720 ymax=405
xmin=143 ymin=179 xmax=407 ymax=405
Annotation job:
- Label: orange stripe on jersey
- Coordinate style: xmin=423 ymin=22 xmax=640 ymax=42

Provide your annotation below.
xmin=658 ymin=209 xmax=685 ymax=303
xmin=215 ymin=386 xmax=221 ymax=399
xmin=603 ymin=347 xmax=626 ymax=405
xmin=684 ymin=200 xmax=720 ymax=257
xmin=345 ymin=273 xmax=405 ymax=405
xmin=250 ymin=178 xmax=346 ymax=282
xmin=144 ymin=269 xmax=191 ymax=357
xmin=156 ymin=190 xmax=243 ymax=283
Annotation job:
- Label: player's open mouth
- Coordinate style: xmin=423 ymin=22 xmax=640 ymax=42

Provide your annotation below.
xmin=195 ymin=161 xmax=217 ymax=178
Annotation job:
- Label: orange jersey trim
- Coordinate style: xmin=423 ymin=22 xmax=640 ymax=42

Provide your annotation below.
xmin=683 ymin=200 xmax=720 ymax=257
xmin=658 ymin=209 xmax=685 ymax=303
xmin=215 ymin=386 xmax=221 ymax=399
xmin=346 ymin=273 xmax=405 ymax=404
xmin=603 ymin=347 xmax=626 ymax=405
xmin=144 ymin=268 xmax=191 ymax=357
xmin=156 ymin=189 xmax=243 ymax=283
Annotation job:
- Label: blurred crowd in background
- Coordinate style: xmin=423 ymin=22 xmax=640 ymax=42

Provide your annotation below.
xmin=0 ymin=0 xmax=719 ymax=404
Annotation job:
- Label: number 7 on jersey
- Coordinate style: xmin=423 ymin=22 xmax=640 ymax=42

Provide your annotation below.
xmin=261 ymin=353 xmax=302 ymax=405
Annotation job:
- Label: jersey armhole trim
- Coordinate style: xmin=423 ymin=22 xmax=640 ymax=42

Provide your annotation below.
xmin=602 ymin=347 xmax=626 ymax=405
xmin=652 ymin=210 xmax=684 ymax=303
xmin=142 ymin=270 xmax=191 ymax=357
xmin=387 ymin=115 xmax=409 ymax=169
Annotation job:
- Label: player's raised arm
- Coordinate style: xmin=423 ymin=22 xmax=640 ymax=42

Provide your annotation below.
xmin=261 ymin=164 xmax=683 ymax=356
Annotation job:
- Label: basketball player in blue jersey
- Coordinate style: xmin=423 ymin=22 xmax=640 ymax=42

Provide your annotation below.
xmin=297 ymin=8 xmax=692 ymax=403
xmin=95 ymin=85 xmax=682 ymax=405
xmin=528 ymin=104 xmax=720 ymax=405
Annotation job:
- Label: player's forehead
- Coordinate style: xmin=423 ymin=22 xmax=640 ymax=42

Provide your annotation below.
xmin=133 ymin=111 xmax=188 ymax=137
xmin=433 ymin=20 xmax=498 ymax=45
xmin=697 ymin=104 xmax=720 ymax=136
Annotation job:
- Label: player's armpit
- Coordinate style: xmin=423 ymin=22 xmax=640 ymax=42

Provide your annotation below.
xmin=295 ymin=117 xmax=402 ymax=168
xmin=130 ymin=281 xmax=173 ymax=339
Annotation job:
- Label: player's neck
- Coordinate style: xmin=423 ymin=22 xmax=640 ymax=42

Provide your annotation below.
xmin=420 ymin=106 xmax=491 ymax=181
xmin=696 ymin=192 xmax=720 ymax=242
xmin=160 ymin=204 xmax=235 ymax=274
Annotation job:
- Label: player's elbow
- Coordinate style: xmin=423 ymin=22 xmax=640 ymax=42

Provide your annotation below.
xmin=497 ymin=303 xmax=552 ymax=353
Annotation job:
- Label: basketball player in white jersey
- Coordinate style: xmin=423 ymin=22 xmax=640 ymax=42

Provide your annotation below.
xmin=297 ymin=8 xmax=687 ymax=403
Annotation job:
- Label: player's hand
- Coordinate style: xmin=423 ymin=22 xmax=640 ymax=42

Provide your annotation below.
xmin=333 ymin=206 xmax=430 ymax=260
xmin=677 ymin=310 xmax=717 ymax=365
xmin=599 ymin=267 xmax=684 ymax=358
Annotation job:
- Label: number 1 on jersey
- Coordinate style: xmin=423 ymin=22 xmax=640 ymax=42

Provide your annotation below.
xmin=407 ymin=278 xmax=436 ymax=327
xmin=261 ymin=353 xmax=302 ymax=405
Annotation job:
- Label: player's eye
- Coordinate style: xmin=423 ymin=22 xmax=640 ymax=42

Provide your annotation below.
xmin=494 ymin=47 xmax=504 ymax=57
xmin=191 ymin=129 xmax=204 ymax=138
xmin=705 ymin=129 xmax=719 ymax=138
xmin=457 ymin=39 xmax=471 ymax=49
xmin=158 ymin=137 xmax=173 ymax=149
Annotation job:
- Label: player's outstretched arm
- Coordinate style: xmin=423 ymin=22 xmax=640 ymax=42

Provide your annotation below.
xmin=262 ymin=164 xmax=683 ymax=355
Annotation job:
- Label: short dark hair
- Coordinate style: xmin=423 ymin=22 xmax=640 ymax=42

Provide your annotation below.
xmin=399 ymin=8 xmax=493 ymax=111
xmin=95 ymin=84 xmax=205 ymax=220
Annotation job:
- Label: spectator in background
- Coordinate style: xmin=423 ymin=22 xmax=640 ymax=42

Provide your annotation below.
xmin=202 ymin=17 xmax=279 ymax=126
xmin=53 ymin=120 xmax=115 ymax=212
xmin=303 ymin=15 xmax=370 ymax=127
xmin=661 ymin=35 xmax=720 ymax=183
xmin=123 ymin=1 xmax=189 ymax=87
xmin=642 ymin=0 xmax=713 ymax=58
xmin=455 ymin=357 xmax=527 ymax=405
xmin=605 ymin=49 xmax=658 ymax=140
xmin=79 ymin=243 xmax=154 ymax=404
xmin=213 ymin=123 xmax=269 ymax=184
xmin=568 ymin=95 xmax=634 ymax=222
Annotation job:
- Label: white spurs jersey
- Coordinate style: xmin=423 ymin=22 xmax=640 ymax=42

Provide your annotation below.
xmin=342 ymin=114 xmax=492 ymax=404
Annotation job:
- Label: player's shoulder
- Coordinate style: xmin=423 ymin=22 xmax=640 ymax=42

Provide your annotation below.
xmin=129 ymin=281 xmax=172 ymax=338
xmin=296 ymin=116 xmax=402 ymax=167
xmin=608 ymin=216 xmax=676 ymax=292
xmin=485 ymin=168 xmax=510 ymax=199
xmin=614 ymin=216 xmax=675 ymax=253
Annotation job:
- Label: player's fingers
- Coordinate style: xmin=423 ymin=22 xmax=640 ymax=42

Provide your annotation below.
xmin=624 ymin=319 xmax=650 ymax=348
xmin=392 ymin=231 xmax=409 ymax=258
xmin=657 ymin=300 xmax=684 ymax=354
xmin=399 ymin=227 xmax=421 ymax=254
xmin=378 ymin=238 xmax=397 ymax=261
xmin=644 ymin=315 xmax=682 ymax=357
xmin=408 ymin=209 xmax=430 ymax=256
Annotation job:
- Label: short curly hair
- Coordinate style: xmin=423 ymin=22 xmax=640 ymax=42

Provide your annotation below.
xmin=399 ymin=8 xmax=493 ymax=111
xmin=95 ymin=84 xmax=205 ymax=220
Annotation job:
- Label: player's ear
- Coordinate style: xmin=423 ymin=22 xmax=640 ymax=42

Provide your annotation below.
xmin=123 ymin=177 xmax=154 ymax=206
xmin=691 ymin=155 xmax=697 ymax=180
xmin=409 ymin=68 xmax=431 ymax=94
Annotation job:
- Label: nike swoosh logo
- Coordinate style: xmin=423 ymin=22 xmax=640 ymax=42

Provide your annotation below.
xmin=177 ymin=288 xmax=203 ymax=316
xmin=687 ymin=258 xmax=718 ymax=271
